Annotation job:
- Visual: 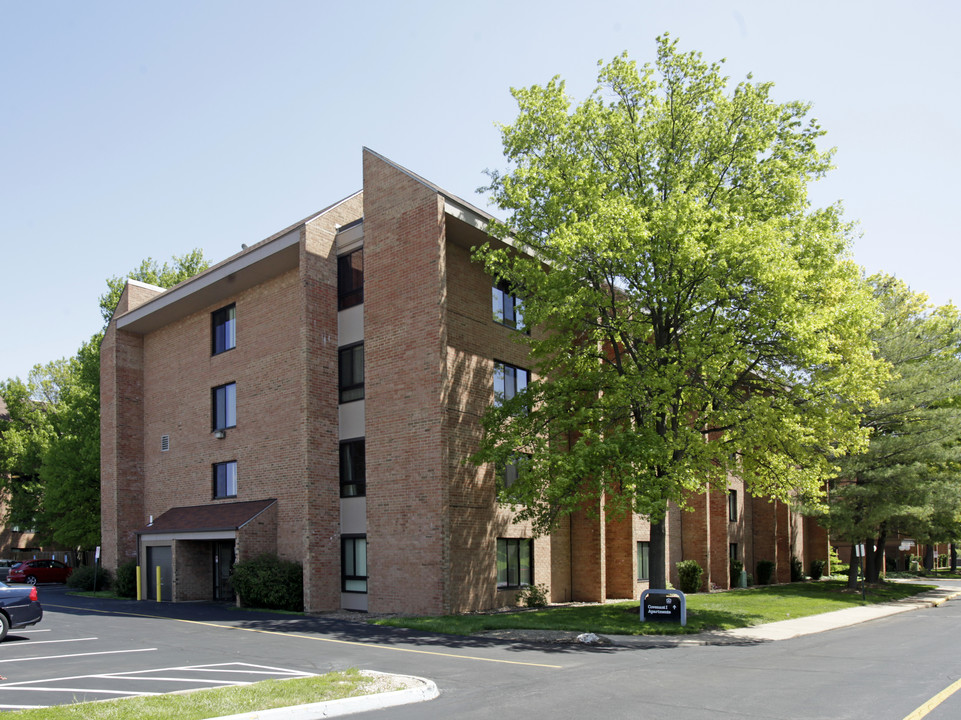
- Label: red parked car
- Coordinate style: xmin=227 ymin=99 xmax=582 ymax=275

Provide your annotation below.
xmin=6 ymin=559 xmax=73 ymax=585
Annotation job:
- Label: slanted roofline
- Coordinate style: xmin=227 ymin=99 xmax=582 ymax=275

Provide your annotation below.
xmin=115 ymin=191 xmax=362 ymax=334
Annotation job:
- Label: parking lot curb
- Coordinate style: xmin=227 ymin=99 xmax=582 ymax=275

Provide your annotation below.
xmin=200 ymin=672 xmax=439 ymax=720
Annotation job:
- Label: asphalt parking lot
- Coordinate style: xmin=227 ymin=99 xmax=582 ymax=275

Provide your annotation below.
xmin=0 ymin=585 xmax=328 ymax=712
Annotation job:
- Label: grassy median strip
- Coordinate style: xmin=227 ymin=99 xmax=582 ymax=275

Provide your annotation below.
xmin=371 ymin=581 xmax=935 ymax=636
xmin=6 ymin=668 xmax=380 ymax=720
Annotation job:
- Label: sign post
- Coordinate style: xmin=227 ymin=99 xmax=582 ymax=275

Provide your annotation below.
xmin=640 ymin=589 xmax=687 ymax=626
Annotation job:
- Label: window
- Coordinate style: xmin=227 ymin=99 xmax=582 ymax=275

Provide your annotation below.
xmin=501 ymin=453 xmax=530 ymax=490
xmin=213 ymin=461 xmax=237 ymax=498
xmin=212 ymin=382 xmax=237 ymax=431
xmin=637 ymin=541 xmax=650 ymax=580
xmin=493 ymin=361 xmax=528 ymax=406
xmin=338 ymin=249 xmax=364 ymax=310
xmin=339 ymin=343 xmax=364 ymax=403
xmin=212 ymin=304 xmax=236 ymax=355
xmin=492 ymin=281 xmax=525 ymax=331
xmin=728 ymin=489 xmax=738 ymax=522
xmin=342 ymin=536 xmax=367 ymax=593
xmin=340 ymin=439 xmax=365 ymax=497
xmin=497 ymin=538 xmax=532 ymax=588
xmin=729 ymin=543 xmax=738 ymax=560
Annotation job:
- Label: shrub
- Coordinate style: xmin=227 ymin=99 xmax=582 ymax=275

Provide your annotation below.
xmin=810 ymin=558 xmax=826 ymax=581
xmin=676 ymin=559 xmax=703 ymax=594
xmin=729 ymin=558 xmax=744 ymax=587
xmin=756 ymin=559 xmax=776 ymax=585
xmin=230 ymin=554 xmax=303 ymax=612
xmin=790 ymin=555 xmax=804 ymax=582
xmin=115 ymin=560 xmax=138 ymax=598
xmin=746 ymin=573 xmax=754 ymax=586
xmin=66 ymin=564 xmax=112 ymax=591
xmin=515 ymin=583 xmax=549 ymax=607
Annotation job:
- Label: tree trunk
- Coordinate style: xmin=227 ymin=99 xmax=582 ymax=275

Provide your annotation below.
xmin=649 ymin=518 xmax=667 ymax=590
xmin=951 ymin=543 xmax=957 ymax=573
xmin=870 ymin=525 xmax=887 ymax=583
xmin=847 ymin=544 xmax=859 ymax=590
xmin=924 ymin=545 xmax=935 ymax=571
xmin=864 ymin=538 xmax=877 ymax=584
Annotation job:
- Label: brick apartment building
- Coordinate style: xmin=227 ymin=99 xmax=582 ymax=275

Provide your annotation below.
xmin=100 ymin=149 xmax=827 ymax=614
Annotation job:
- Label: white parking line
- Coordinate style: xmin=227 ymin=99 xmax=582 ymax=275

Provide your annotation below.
xmin=0 ymin=662 xmax=318 ymax=708
xmin=4 ymin=637 xmax=97 ymax=646
xmin=0 ymin=648 xmax=157 ymax=664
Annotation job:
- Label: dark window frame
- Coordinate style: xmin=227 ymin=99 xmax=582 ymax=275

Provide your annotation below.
xmin=211 ymin=304 xmax=236 ymax=355
xmin=493 ymin=361 xmax=529 ymax=406
xmin=338 ymin=249 xmax=364 ymax=310
xmin=728 ymin=489 xmax=738 ymax=522
xmin=211 ymin=382 xmax=237 ymax=431
xmin=496 ymin=537 xmax=533 ymax=589
xmin=637 ymin=541 xmax=650 ymax=580
xmin=213 ymin=460 xmax=238 ymax=499
xmin=492 ymin=280 xmax=526 ymax=332
xmin=341 ymin=535 xmax=368 ymax=593
xmin=729 ymin=542 xmax=739 ymax=560
xmin=339 ymin=343 xmax=364 ymax=404
xmin=340 ymin=438 xmax=366 ymax=498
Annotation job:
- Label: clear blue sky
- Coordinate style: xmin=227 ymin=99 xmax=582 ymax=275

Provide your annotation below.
xmin=2 ymin=1 xmax=958 ymax=383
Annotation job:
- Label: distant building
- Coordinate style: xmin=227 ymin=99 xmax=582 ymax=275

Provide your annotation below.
xmin=101 ymin=149 xmax=826 ymax=613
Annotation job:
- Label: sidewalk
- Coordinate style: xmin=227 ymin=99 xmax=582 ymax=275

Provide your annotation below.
xmin=610 ymin=584 xmax=961 ymax=647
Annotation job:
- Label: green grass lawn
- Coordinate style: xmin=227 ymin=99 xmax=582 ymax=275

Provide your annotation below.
xmin=371 ymin=581 xmax=935 ymax=636
xmin=5 ymin=669 xmax=379 ymax=720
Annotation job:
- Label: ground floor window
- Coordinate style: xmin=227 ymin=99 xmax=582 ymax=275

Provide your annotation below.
xmin=497 ymin=538 xmax=532 ymax=588
xmin=342 ymin=536 xmax=367 ymax=593
xmin=637 ymin=541 xmax=650 ymax=580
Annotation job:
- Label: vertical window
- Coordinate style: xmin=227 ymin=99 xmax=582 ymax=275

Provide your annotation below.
xmin=729 ymin=543 xmax=739 ymax=560
xmin=339 ymin=343 xmax=364 ymax=403
xmin=212 ymin=382 xmax=237 ymax=431
xmin=338 ymin=249 xmax=364 ymax=310
xmin=212 ymin=304 xmax=236 ymax=355
xmin=340 ymin=439 xmax=366 ymax=497
xmin=502 ymin=453 xmax=530 ymax=490
xmin=492 ymin=281 xmax=525 ymax=331
xmin=728 ymin=489 xmax=738 ymax=522
xmin=496 ymin=538 xmax=533 ymax=588
xmin=213 ymin=461 xmax=237 ymax=498
xmin=342 ymin=536 xmax=368 ymax=593
xmin=493 ymin=361 xmax=529 ymax=406
xmin=637 ymin=541 xmax=650 ymax=580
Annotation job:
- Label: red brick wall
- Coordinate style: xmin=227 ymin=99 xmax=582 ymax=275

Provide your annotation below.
xmin=604 ymin=504 xmax=635 ymax=598
xmin=681 ymin=490 xmax=710 ymax=590
xmin=709 ymin=486 xmax=730 ymax=589
xmin=302 ymin=198 xmax=363 ymax=612
xmin=101 ymin=313 xmax=150 ymax=571
xmin=139 ymin=270 xmax=304 ymax=554
xmin=363 ymin=151 xmax=450 ymax=615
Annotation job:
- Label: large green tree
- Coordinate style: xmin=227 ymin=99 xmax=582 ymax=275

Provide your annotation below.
xmin=472 ymin=37 xmax=882 ymax=589
xmin=825 ymin=275 xmax=961 ymax=584
xmin=0 ymin=250 xmax=210 ymax=550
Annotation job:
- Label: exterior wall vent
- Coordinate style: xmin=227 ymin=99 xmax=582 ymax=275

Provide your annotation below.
xmin=161 ymin=435 xmax=170 ymax=452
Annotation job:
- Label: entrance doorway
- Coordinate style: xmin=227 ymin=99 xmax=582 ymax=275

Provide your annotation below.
xmin=213 ymin=540 xmax=235 ymax=601
xmin=146 ymin=545 xmax=172 ymax=601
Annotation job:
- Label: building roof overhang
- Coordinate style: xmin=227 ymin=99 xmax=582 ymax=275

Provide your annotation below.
xmin=136 ymin=498 xmax=276 ymax=536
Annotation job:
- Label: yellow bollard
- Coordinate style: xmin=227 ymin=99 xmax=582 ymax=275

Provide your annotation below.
xmin=156 ymin=565 xmax=162 ymax=602
xmin=136 ymin=566 xmax=142 ymax=601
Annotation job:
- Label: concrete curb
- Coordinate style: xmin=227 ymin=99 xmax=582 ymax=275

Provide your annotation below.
xmin=606 ymin=587 xmax=961 ymax=647
xmin=202 ymin=672 xmax=439 ymax=720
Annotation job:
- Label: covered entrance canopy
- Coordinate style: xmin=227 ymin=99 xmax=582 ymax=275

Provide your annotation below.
xmin=136 ymin=499 xmax=277 ymax=602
